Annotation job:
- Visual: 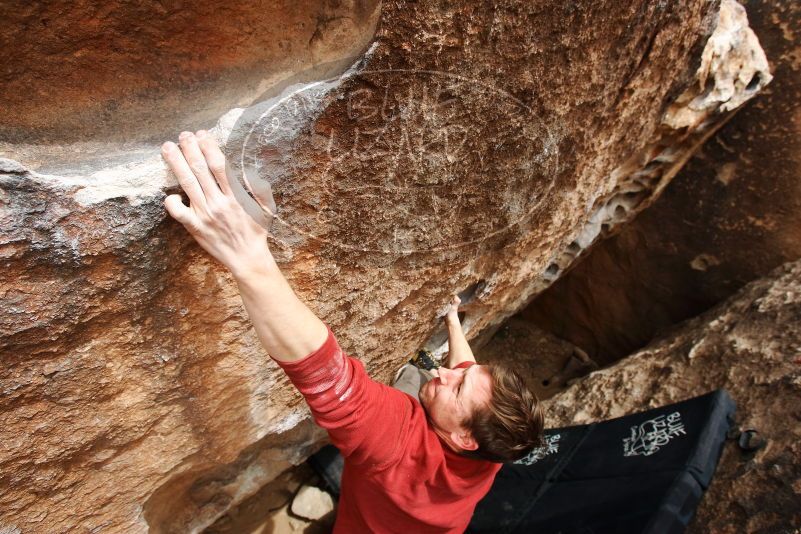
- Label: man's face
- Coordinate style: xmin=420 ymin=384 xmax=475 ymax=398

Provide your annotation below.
xmin=419 ymin=364 xmax=493 ymax=449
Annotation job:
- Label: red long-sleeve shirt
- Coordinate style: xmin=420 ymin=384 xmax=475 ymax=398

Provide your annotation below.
xmin=277 ymin=326 xmax=501 ymax=533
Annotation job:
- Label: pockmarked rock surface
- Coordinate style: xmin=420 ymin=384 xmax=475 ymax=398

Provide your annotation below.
xmin=0 ymin=1 xmax=771 ymax=532
xmin=544 ymin=260 xmax=801 ymax=533
xmin=523 ymin=0 xmax=801 ymax=366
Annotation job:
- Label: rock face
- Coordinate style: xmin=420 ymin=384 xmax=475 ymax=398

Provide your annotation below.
xmin=522 ymin=0 xmax=801 ymax=366
xmin=0 ymin=0 xmax=381 ymax=153
xmin=0 ymin=1 xmax=772 ymax=532
xmin=544 ymin=259 xmax=801 ymax=532
xmin=476 ymin=317 xmax=595 ymax=400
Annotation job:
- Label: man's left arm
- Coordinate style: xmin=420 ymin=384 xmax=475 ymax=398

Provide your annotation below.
xmin=443 ymin=295 xmax=477 ymax=369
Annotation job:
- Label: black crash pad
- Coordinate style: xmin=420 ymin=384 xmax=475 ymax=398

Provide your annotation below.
xmin=467 ymin=389 xmax=735 ymax=534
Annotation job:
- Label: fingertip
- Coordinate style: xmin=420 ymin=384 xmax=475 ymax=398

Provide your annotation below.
xmin=164 ymin=196 xmax=191 ymax=222
xmin=179 ymin=131 xmax=193 ymax=141
xmin=164 ymin=193 xmax=182 ymax=209
xmin=162 ymin=141 xmax=175 ymax=153
xmin=164 ymin=192 xmax=186 ymax=206
xmin=197 ymin=131 xmax=217 ymax=148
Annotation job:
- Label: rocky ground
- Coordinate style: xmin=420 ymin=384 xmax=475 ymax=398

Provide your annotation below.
xmin=477 ymin=318 xmax=598 ymax=400
xmin=205 ymin=464 xmax=335 ymax=534
xmin=544 ymin=259 xmax=801 ymax=533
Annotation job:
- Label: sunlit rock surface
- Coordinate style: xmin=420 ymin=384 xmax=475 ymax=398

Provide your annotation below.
xmin=545 ymin=259 xmax=801 ymax=532
xmin=0 ymin=0 xmax=771 ymax=532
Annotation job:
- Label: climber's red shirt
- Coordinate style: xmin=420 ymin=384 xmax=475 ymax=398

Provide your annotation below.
xmin=277 ymin=325 xmax=501 ymax=533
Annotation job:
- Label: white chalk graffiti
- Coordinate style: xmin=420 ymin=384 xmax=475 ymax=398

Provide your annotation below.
xmin=516 ymin=433 xmax=561 ymax=465
xmin=623 ymin=412 xmax=686 ymax=457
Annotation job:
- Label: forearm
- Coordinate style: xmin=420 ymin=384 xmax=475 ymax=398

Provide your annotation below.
xmin=234 ymin=258 xmax=328 ymax=363
xmin=444 ymin=317 xmax=476 ymax=368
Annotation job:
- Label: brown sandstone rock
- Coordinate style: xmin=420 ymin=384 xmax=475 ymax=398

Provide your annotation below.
xmin=0 ymin=0 xmax=380 ymax=149
xmin=0 ymin=0 xmax=771 ymax=532
xmin=522 ymin=0 xmax=801 ymax=366
xmin=544 ymin=259 xmax=801 ymax=532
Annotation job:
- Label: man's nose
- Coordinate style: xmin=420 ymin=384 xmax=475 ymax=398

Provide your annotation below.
xmin=437 ymin=367 xmax=455 ymax=385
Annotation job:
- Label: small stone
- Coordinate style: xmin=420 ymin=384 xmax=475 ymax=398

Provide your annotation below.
xmin=690 ymin=254 xmax=721 ymax=272
xmin=290 ymin=485 xmax=334 ymax=521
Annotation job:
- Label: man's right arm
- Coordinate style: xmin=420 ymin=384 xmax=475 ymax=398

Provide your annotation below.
xmin=235 ymin=259 xmax=407 ymax=467
xmin=232 ymin=259 xmax=328 ymax=363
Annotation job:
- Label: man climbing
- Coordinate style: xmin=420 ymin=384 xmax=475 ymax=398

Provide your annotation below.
xmin=161 ymin=130 xmax=545 ymax=533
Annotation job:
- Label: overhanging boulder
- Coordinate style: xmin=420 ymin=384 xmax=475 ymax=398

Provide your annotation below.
xmin=0 ymin=0 xmax=771 ymax=532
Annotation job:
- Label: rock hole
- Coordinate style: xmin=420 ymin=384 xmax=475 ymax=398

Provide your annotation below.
xmin=567 ymin=241 xmax=581 ymax=254
xmin=457 ymin=280 xmax=486 ymax=305
xmin=746 ymin=73 xmax=761 ymax=92
xmin=541 ymin=379 xmax=550 ymax=387
xmin=644 ymin=160 xmax=662 ymax=173
xmin=545 ymin=263 xmax=560 ymax=277
xmin=653 ymin=148 xmax=677 ymax=163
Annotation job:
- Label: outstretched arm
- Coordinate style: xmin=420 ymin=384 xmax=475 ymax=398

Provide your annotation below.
xmin=161 ymin=130 xmax=327 ymax=362
xmin=443 ymin=295 xmax=477 ymax=368
xmin=163 ymin=131 xmax=414 ymax=466
xmin=163 ymin=132 xmax=442 ymax=467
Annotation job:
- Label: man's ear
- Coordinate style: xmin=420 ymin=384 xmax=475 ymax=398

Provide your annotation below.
xmin=451 ymin=430 xmax=479 ymax=451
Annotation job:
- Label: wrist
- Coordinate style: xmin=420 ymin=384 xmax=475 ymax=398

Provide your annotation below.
xmin=445 ymin=313 xmax=460 ymax=326
xmin=230 ymin=250 xmax=279 ymax=282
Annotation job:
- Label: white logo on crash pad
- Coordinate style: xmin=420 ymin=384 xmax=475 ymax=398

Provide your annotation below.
xmin=623 ymin=411 xmax=686 ymax=457
xmin=516 ymin=433 xmax=561 ymax=465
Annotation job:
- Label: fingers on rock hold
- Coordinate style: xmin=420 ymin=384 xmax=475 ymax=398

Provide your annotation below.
xmin=196 ymin=131 xmax=233 ymax=195
xmin=179 ymin=131 xmax=221 ymax=197
xmin=162 ymin=140 xmax=206 ymax=205
xmin=164 ymin=194 xmax=192 ymax=224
